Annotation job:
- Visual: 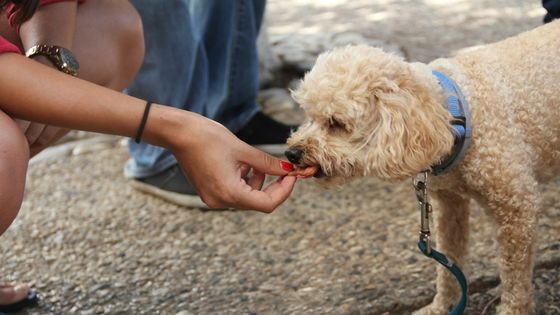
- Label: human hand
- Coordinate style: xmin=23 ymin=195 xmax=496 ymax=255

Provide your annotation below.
xmin=15 ymin=119 xmax=68 ymax=156
xmin=168 ymin=112 xmax=297 ymax=212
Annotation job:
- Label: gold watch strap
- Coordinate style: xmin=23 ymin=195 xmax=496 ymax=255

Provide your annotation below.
xmin=25 ymin=44 xmax=58 ymax=58
xmin=24 ymin=44 xmax=79 ymax=76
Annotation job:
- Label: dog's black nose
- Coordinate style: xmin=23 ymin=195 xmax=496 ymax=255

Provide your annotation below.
xmin=284 ymin=148 xmax=303 ymax=164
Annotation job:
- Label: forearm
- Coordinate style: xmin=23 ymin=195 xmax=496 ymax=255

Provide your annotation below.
xmin=0 ymin=53 xmax=185 ymax=150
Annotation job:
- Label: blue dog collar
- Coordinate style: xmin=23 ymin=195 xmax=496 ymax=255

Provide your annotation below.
xmin=430 ymin=70 xmax=472 ymax=175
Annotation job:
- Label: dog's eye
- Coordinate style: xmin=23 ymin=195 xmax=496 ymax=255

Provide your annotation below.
xmin=327 ymin=117 xmax=347 ymax=132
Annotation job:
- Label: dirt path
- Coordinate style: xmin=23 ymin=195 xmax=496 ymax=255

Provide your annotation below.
xmin=1 ymin=1 xmax=558 ymax=314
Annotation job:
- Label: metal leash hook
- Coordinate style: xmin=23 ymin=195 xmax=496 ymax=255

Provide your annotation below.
xmin=411 ymin=171 xmax=468 ymax=315
xmin=413 ymin=171 xmax=432 ymax=254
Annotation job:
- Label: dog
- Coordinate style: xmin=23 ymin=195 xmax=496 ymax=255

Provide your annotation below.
xmin=285 ymin=20 xmax=560 ymax=315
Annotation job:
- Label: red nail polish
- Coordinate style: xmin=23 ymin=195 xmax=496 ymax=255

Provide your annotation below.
xmin=280 ymin=161 xmax=294 ymax=171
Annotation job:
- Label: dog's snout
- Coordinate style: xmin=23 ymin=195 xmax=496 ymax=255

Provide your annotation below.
xmin=284 ymin=148 xmax=304 ymax=164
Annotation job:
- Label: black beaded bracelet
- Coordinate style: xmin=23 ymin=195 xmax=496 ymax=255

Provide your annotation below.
xmin=134 ymin=101 xmax=152 ymax=143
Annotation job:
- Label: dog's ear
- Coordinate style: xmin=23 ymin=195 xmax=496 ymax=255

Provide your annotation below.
xmin=366 ymin=82 xmax=455 ymax=179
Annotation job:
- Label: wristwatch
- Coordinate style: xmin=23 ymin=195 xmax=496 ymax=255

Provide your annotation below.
xmin=25 ymin=44 xmax=79 ymax=76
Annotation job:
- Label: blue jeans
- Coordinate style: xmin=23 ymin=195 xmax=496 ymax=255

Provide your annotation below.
xmin=125 ymin=0 xmax=265 ymax=178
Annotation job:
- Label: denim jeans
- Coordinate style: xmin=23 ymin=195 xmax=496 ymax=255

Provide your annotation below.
xmin=124 ymin=0 xmax=265 ymax=178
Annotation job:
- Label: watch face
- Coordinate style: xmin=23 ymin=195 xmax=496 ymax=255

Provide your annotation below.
xmin=58 ymin=47 xmax=80 ymax=73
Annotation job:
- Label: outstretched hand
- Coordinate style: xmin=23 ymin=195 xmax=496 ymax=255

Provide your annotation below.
xmin=168 ymin=112 xmax=297 ymax=212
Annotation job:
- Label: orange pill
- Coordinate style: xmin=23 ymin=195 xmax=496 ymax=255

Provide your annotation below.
xmin=288 ymin=165 xmax=319 ymax=177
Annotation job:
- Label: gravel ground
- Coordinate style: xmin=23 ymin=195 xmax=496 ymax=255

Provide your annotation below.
xmin=1 ymin=1 xmax=559 ymax=315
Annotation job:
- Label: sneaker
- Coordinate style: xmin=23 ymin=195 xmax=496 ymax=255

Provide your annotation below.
xmin=234 ymin=111 xmax=296 ymax=155
xmin=129 ymin=164 xmax=209 ymax=209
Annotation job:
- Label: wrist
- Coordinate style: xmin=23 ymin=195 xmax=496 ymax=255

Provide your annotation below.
xmin=142 ymin=105 xmax=197 ymax=151
xmin=25 ymin=45 xmax=79 ymax=76
xmin=29 ymin=54 xmax=55 ymax=68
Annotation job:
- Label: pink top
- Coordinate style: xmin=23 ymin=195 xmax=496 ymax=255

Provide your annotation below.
xmin=6 ymin=0 xmax=86 ymax=26
xmin=0 ymin=0 xmax=86 ymax=54
xmin=0 ymin=36 xmax=21 ymax=54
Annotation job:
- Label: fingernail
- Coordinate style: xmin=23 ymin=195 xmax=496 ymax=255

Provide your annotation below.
xmin=280 ymin=161 xmax=294 ymax=171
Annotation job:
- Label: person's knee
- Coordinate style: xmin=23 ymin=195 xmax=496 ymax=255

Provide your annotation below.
xmin=0 ymin=119 xmax=29 ymax=234
xmin=80 ymin=0 xmax=145 ymax=90
xmin=109 ymin=0 xmax=145 ymax=89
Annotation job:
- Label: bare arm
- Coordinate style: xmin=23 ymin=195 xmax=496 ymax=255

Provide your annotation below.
xmin=0 ymin=53 xmax=297 ymax=211
xmin=15 ymin=1 xmax=81 ymax=154
xmin=0 ymin=53 xmax=144 ymax=137
xmin=12 ymin=0 xmax=144 ymax=156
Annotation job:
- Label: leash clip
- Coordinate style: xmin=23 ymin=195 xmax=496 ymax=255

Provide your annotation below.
xmin=413 ymin=171 xmax=432 ymax=254
xmin=412 ymin=171 xmax=468 ymax=314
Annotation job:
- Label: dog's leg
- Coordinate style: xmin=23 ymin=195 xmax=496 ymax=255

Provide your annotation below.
xmin=479 ymin=176 xmax=539 ymax=315
xmin=413 ymin=190 xmax=470 ymax=315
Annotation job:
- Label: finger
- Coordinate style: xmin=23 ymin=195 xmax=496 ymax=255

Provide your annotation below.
xmin=239 ymin=164 xmax=251 ymax=179
xmin=239 ymin=145 xmax=294 ymax=177
xmin=14 ymin=119 xmax=31 ymax=133
xmin=34 ymin=126 xmax=62 ymax=147
xmin=236 ymin=175 xmax=297 ymax=212
xmin=24 ymin=123 xmax=46 ymax=145
xmin=29 ymin=128 xmax=69 ymax=158
xmin=247 ymin=170 xmax=265 ymax=190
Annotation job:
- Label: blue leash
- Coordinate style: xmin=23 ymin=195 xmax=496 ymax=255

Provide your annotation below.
xmin=413 ymin=173 xmax=468 ymax=315
xmin=418 ymin=240 xmax=468 ymax=314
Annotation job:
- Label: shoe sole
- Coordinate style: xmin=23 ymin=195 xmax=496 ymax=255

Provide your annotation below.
xmin=129 ymin=179 xmax=209 ymax=209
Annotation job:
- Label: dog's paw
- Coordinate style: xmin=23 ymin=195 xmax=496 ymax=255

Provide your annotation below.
xmin=412 ymin=304 xmax=449 ymax=315
xmin=495 ymin=302 xmax=534 ymax=315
